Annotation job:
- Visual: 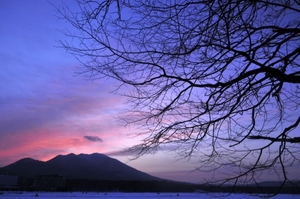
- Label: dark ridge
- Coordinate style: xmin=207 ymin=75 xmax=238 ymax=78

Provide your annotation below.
xmin=0 ymin=153 xmax=159 ymax=181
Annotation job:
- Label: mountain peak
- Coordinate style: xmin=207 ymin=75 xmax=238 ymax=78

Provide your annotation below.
xmin=15 ymin=157 xmax=37 ymax=163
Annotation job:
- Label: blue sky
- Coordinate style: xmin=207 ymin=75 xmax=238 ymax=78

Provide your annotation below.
xmin=1 ymin=0 xmax=299 ymax=184
xmin=0 ymin=0 xmax=209 ymax=183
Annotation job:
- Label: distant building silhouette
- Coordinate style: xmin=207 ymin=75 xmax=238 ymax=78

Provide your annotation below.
xmin=0 ymin=173 xmax=18 ymax=189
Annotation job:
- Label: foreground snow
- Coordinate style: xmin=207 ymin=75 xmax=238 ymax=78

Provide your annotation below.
xmin=0 ymin=192 xmax=299 ymax=199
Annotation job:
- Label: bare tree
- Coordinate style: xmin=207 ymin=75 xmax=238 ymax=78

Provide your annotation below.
xmin=57 ymin=0 xmax=300 ymax=194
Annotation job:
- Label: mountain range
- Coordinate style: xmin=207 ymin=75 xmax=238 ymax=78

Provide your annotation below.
xmin=0 ymin=153 xmax=160 ymax=181
xmin=1 ymin=153 xmax=299 ymax=194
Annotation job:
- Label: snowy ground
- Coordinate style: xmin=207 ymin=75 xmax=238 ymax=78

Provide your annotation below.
xmin=0 ymin=192 xmax=299 ymax=199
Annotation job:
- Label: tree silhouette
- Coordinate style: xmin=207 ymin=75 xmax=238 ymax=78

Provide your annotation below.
xmin=57 ymin=0 xmax=300 ymax=193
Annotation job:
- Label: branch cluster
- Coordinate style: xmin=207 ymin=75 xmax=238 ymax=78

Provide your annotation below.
xmin=57 ymin=0 xmax=300 ymax=191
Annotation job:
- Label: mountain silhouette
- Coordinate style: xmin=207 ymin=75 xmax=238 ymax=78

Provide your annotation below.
xmin=0 ymin=153 xmax=160 ymax=181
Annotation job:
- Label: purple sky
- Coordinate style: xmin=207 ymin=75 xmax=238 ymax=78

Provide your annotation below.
xmin=0 ymin=0 xmax=209 ymax=183
xmin=1 ymin=0 xmax=299 ymax=184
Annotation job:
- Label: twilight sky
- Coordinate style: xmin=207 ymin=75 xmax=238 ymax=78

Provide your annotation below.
xmin=0 ymin=0 xmax=206 ymax=183
xmin=1 ymin=1 xmax=299 ymax=184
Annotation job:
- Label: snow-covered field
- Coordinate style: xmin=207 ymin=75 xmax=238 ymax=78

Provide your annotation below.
xmin=0 ymin=192 xmax=299 ymax=199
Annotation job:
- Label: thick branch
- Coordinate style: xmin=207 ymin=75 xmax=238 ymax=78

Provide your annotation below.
xmin=247 ymin=136 xmax=300 ymax=143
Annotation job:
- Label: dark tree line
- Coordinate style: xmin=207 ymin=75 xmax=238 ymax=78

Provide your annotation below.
xmin=56 ymin=0 xmax=300 ymax=194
